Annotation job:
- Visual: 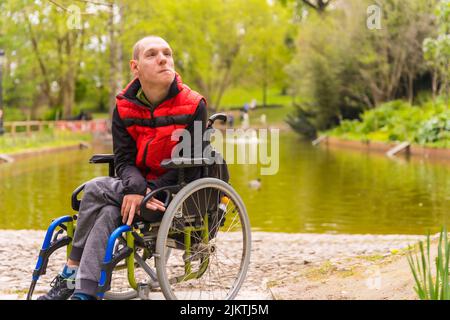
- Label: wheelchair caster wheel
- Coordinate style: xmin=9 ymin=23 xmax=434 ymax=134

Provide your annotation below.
xmin=137 ymin=283 xmax=150 ymax=300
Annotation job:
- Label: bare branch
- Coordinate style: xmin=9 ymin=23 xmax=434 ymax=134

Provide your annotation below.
xmin=301 ymin=0 xmax=333 ymax=12
xmin=72 ymin=0 xmax=113 ymax=7
xmin=47 ymin=0 xmax=68 ymax=12
xmin=47 ymin=0 xmax=100 ymax=14
xmin=302 ymin=0 xmax=318 ymax=10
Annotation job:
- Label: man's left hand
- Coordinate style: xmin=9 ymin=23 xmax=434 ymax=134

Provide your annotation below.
xmin=145 ymin=188 xmax=166 ymax=212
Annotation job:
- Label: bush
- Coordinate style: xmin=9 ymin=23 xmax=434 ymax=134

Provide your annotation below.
xmin=285 ymin=104 xmax=318 ymax=139
xmin=327 ymin=98 xmax=450 ymax=148
xmin=3 ymin=108 xmax=27 ymax=121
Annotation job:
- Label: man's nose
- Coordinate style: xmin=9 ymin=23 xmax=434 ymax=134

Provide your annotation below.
xmin=157 ymin=52 xmax=167 ymax=65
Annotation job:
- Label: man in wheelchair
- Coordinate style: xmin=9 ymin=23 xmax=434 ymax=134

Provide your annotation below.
xmin=38 ymin=36 xmax=208 ymax=300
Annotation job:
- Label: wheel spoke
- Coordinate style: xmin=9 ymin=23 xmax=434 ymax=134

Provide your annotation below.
xmin=156 ymin=180 xmax=250 ymax=300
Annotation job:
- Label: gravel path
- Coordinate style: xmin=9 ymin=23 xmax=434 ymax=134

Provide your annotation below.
xmin=0 ymin=230 xmax=425 ymax=300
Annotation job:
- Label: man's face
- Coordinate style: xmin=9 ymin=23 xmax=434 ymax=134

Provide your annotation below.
xmin=130 ymin=37 xmax=175 ymax=87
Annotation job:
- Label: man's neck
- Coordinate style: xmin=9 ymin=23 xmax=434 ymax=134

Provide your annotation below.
xmin=140 ymin=81 xmax=170 ymax=107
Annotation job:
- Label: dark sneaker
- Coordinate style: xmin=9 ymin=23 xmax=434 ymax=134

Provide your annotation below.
xmin=70 ymin=293 xmax=97 ymax=300
xmin=37 ymin=274 xmax=75 ymax=300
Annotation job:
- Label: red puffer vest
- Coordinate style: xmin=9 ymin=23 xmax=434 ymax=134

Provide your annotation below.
xmin=116 ymin=73 xmax=205 ymax=181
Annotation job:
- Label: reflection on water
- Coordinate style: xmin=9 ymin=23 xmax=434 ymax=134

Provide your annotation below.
xmin=0 ymin=133 xmax=449 ymax=234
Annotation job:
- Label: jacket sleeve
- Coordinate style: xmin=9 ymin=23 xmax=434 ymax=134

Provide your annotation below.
xmin=147 ymin=99 xmax=208 ymax=190
xmin=112 ymin=107 xmax=148 ymax=196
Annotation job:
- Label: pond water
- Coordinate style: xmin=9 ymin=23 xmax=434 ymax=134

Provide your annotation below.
xmin=0 ymin=132 xmax=449 ymax=234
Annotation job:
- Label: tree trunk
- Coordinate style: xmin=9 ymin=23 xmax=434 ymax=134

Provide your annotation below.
xmin=25 ymin=13 xmax=55 ymax=108
xmin=262 ymin=56 xmax=268 ymax=107
xmin=108 ymin=1 xmax=121 ymax=118
xmin=62 ymin=32 xmax=77 ymax=119
xmin=117 ymin=3 xmax=124 ymax=94
xmin=431 ymin=68 xmax=438 ymax=103
xmin=407 ymin=71 xmax=414 ymax=105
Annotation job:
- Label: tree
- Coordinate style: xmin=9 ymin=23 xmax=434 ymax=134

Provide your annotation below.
xmin=120 ymin=0 xmax=293 ymax=110
xmin=358 ymin=0 xmax=436 ymax=106
xmin=234 ymin=2 xmax=294 ymax=107
xmin=106 ymin=0 xmax=125 ymax=116
xmin=423 ymin=0 xmax=450 ymax=103
xmin=1 ymin=0 xmax=109 ymax=118
xmin=286 ymin=0 xmax=438 ymax=136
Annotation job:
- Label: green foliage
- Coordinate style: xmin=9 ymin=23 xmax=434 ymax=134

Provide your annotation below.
xmin=2 ymin=107 xmax=27 ymax=121
xmin=287 ymin=0 xmax=438 ymax=133
xmin=423 ymin=0 xmax=450 ymax=98
xmin=1 ymin=0 xmax=294 ymax=118
xmin=127 ymin=0 xmax=294 ymax=110
xmin=286 ymin=103 xmax=317 ymax=139
xmin=407 ymin=227 xmax=450 ymax=300
xmin=328 ymin=98 xmax=450 ymax=148
xmin=286 ymin=10 xmax=356 ymax=131
xmin=0 ymin=0 xmax=446 ymax=130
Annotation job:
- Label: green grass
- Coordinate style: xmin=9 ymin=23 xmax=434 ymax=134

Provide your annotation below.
xmin=218 ymin=86 xmax=295 ymax=126
xmin=407 ymin=227 xmax=450 ymax=300
xmin=225 ymin=104 xmax=294 ymax=127
xmin=219 ymin=86 xmax=293 ymax=110
xmin=249 ymin=105 xmax=294 ymax=125
xmin=91 ymin=112 xmax=110 ymax=120
xmin=0 ymin=129 xmax=92 ymax=154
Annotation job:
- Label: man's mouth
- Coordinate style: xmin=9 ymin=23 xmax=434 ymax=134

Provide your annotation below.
xmin=159 ymin=69 xmax=172 ymax=73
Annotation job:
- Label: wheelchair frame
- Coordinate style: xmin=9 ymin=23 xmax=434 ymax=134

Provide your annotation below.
xmin=27 ymin=113 xmax=252 ymax=300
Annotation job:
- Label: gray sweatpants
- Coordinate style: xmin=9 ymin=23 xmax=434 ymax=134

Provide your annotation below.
xmin=69 ymin=176 xmax=125 ymax=297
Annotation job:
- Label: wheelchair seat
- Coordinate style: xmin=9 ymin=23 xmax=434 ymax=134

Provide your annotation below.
xmin=160 ymin=157 xmax=215 ymax=169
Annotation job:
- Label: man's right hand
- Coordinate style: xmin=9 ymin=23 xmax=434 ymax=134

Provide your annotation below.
xmin=121 ymin=194 xmax=144 ymax=226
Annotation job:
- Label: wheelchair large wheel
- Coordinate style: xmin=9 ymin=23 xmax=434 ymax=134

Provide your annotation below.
xmin=155 ymin=178 xmax=251 ymax=300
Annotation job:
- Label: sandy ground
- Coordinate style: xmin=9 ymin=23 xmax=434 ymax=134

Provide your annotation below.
xmin=0 ymin=230 xmax=430 ymax=300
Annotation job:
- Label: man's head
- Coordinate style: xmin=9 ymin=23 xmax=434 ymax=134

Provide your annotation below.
xmin=130 ymin=36 xmax=175 ymax=88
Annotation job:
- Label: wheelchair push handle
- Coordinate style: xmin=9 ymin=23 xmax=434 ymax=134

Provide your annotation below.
xmin=207 ymin=113 xmax=227 ymax=129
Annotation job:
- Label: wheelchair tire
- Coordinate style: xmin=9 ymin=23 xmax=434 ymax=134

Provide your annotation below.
xmin=103 ymin=244 xmax=173 ymax=300
xmin=104 ymin=289 xmax=138 ymax=300
xmin=155 ymin=178 xmax=251 ymax=300
xmin=103 ymin=238 xmax=139 ymax=300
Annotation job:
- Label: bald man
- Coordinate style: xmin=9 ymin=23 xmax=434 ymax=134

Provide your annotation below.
xmin=38 ymin=36 xmax=207 ymax=300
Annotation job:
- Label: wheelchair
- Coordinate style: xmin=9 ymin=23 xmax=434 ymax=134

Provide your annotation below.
xmin=26 ymin=114 xmax=251 ymax=300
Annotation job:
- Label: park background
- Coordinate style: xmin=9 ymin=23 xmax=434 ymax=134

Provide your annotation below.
xmin=0 ymin=0 xmax=449 ymax=300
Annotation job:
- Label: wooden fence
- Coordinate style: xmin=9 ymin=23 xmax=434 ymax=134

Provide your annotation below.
xmin=3 ymin=120 xmax=109 ymax=137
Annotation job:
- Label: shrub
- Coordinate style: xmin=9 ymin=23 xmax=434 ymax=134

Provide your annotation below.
xmin=327 ymin=98 xmax=450 ymax=147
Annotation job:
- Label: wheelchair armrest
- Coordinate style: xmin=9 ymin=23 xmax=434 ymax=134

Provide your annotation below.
xmin=71 ymin=183 xmax=86 ymax=211
xmin=139 ymin=185 xmax=182 ymax=222
xmin=89 ymin=154 xmax=115 ymax=177
xmin=160 ymin=157 xmax=215 ymax=169
xmin=89 ymin=154 xmax=115 ymax=164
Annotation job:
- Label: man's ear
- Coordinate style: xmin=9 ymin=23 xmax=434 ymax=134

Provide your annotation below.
xmin=130 ymin=60 xmax=139 ymax=77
